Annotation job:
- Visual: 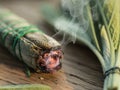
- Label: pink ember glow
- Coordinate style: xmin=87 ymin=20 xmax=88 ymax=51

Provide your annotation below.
xmin=38 ymin=49 xmax=63 ymax=72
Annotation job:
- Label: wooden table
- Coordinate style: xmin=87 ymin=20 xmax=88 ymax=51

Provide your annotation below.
xmin=0 ymin=0 xmax=103 ymax=90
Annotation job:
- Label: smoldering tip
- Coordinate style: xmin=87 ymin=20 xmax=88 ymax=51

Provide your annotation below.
xmin=37 ymin=48 xmax=63 ymax=73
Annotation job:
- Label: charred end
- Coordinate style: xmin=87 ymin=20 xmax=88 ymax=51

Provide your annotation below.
xmin=37 ymin=46 xmax=63 ymax=73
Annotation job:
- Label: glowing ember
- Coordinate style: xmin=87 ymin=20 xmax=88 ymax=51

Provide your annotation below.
xmin=37 ymin=49 xmax=63 ymax=73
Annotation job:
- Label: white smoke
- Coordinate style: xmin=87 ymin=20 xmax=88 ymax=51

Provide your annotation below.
xmin=53 ymin=17 xmax=82 ymax=48
xmin=53 ymin=0 xmax=99 ymax=47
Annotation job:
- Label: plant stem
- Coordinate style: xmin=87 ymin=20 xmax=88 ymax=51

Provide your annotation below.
xmin=86 ymin=5 xmax=101 ymax=51
xmin=104 ymin=73 xmax=120 ymax=90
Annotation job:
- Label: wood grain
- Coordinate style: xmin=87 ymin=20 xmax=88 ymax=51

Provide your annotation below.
xmin=0 ymin=0 xmax=104 ymax=90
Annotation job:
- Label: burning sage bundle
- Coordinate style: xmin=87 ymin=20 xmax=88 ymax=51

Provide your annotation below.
xmin=0 ymin=8 xmax=63 ymax=73
xmin=41 ymin=0 xmax=120 ymax=90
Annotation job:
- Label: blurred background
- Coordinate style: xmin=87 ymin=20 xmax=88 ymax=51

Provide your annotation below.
xmin=0 ymin=0 xmax=103 ymax=90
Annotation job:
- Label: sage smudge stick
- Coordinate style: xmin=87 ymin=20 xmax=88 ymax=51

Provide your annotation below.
xmin=0 ymin=8 xmax=63 ymax=74
xmin=41 ymin=0 xmax=120 ymax=90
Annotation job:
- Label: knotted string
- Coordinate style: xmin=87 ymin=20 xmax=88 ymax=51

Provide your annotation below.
xmin=104 ymin=67 xmax=120 ymax=78
xmin=0 ymin=12 xmax=42 ymax=60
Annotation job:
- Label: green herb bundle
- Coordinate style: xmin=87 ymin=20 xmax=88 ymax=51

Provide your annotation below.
xmin=0 ymin=84 xmax=51 ymax=90
xmin=41 ymin=0 xmax=120 ymax=90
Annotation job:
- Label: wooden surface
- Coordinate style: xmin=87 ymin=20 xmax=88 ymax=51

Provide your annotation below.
xmin=0 ymin=0 xmax=103 ymax=90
